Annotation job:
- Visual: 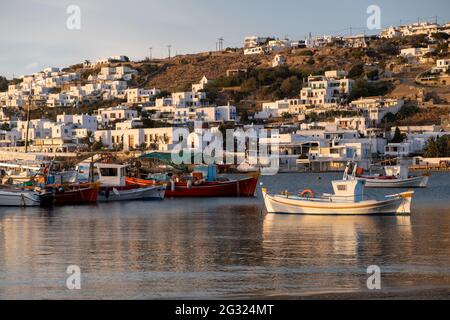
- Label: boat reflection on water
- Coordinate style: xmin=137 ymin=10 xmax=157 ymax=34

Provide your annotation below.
xmin=261 ymin=213 xmax=414 ymax=296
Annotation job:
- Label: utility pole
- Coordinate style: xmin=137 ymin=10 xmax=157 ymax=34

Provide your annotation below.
xmin=167 ymin=45 xmax=172 ymax=60
xmin=25 ymin=91 xmax=32 ymax=153
xmin=218 ymin=37 xmax=224 ymax=51
xmin=148 ymin=47 xmax=152 ymax=61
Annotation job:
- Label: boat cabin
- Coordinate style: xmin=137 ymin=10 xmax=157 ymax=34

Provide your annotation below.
xmin=94 ymin=163 xmax=128 ymax=187
xmin=331 ymin=179 xmax=365 ymax=202
xmin=384 ymin=165 xmax=408 ymax=179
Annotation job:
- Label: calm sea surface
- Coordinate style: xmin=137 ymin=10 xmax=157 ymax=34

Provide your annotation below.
xmin=0 ymin=172 xmax=449 ymax=299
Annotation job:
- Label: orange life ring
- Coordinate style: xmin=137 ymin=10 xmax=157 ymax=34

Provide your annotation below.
xmin=300 ymin=189 xmax=315 ymax=199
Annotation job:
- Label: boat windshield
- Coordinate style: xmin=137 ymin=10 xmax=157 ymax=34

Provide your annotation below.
xmin=100 ymin=168 xmax=118 ymax=177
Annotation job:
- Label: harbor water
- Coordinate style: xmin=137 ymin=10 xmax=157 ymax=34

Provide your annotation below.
xmin=0 ymin=172 xmax=449 ymax=299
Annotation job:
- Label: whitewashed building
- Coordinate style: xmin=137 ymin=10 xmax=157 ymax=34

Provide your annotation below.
xmin=97 ymin=106 xmax=138 ymax=127
xmin=351 ymin=98 xmax=404 ymax=127
xmin=300 ymin=72 xmax=354 ymax=106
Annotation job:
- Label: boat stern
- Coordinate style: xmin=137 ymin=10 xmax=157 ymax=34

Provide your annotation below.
xmin=395 ymin=191 xmax=414 ymax=214
xmin=419 ymin=175 xmax=430 ymax=188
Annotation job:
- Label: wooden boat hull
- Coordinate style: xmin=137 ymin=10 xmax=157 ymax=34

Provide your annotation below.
xmin=362 ymin=175 xmax=429 ymax=188
xmin=127 ymin=175 xmax=259 ymax=198
xmin=98 ymin=185 xmax=165 ymax=202
xmin=262 ymin=190 xmax=413 ymax=215
xmin=53 ymin=187 xmax=98 ymax=206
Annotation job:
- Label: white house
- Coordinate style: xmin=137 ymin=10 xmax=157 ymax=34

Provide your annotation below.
xmin=171 ymin=91 xmax=208 ymax=108
xmin=435 ymin=59 xmax=450 ymax=73
xmin=244 ymin=47 xmax=265 ymax=55
xmin=47 ymin=93 xmax=72 ymax=107
xmin=305 ymin=35 xmax=335 ymax=48
xmin=351 ymin=98 xmax=404 ymax=127
xmin=400 ymin=47 xmax=434 ymax=60
xmin=342 ymin=35 xmax=368 ymax=48
xmin=272 ymin=54 xmax=286 ymax=67
xmin=0 ymin=129 xmax=20 ymax=147
xmin=244 ymin=36 xmax=269 ymax=49
xmin=115 ymin=118 xmax=143 ymax=130
xmin=192 ymin=76 xmax=209 ymax=93
xmin=95 ymin=127 xmax=177 ymax=151
xmin=334 ymin=116 xmax=367 ymax=133
xmin=97 ymin=106 xmax=138 ymax=127
xmin=215 ymin=105 xmax=237 ymax=122
xmin=56 ymin=113 xmax=98 ymax=131
xmin=126 ymin=88 xmax=160 ymax=104
xmin=384 ymin=142 xmax=412 ymax=157
xmin=300 ymin=72 xmax=354 ymax=106
xmin=381 ymin=26 xmax=402 ymax=39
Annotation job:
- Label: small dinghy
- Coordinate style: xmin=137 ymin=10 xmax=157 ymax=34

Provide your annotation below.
xmin=262 ymin=164 xmax=414 ymax=216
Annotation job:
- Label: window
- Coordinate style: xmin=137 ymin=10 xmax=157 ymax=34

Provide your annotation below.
xmin=100 ymin=168 xmax=118 ymax=177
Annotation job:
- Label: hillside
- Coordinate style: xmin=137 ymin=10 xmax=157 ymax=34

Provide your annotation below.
xmin=4 ymin=34 xmax=449 ymax=126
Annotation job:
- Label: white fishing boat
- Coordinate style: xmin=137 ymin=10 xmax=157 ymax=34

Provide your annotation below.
xmin=358 ymin=165 xmax=429 ymax=188
xmin=0 ymin=162 xmax=41 ymax=185
xmin=95 ymin=163 xmax=165 ymax=202
xmin=0 ymin=187 xmax=53 ymax=207
xmin=262 ymin=164 xmax=414 ymax=216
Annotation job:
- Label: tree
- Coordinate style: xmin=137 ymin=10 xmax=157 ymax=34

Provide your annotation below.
xmin=77 ymin=131 xmax=95 ymax=151
xmin=349 ymin=79 xmax=392 ymax=101
xmin=366 ymin=69 xmax=379 ymax=81
xmin=0 ymin=76 xmax=8 ymax=92
xmin=436 ymin=135 xmax=450 ymax=157
xmin=423 ymin=136 xmax=450 ymax=158
xmin=306 ymin=58 xmax=315 ymax=65
xmin=423 ymin=137 xmax=439 ymax=158
xmin=280 ymin=76 xmax=301 ymax=98
xmin=432 ymin=32 xmax=450 ymax=42
xmin=391 ymin=127 xmax=405 ymax=143
xmin=93 ymin=137 xmax=104 ymax=151
xmin=281 ymin=112 xmax=293 ymax=120
xmin=349 ymin=63 xmax=365 ymax=78
xmin=240 ymin=78 xmax=258 ymax=93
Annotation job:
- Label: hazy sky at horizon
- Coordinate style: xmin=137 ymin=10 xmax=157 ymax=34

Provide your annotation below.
xmin=1 ymin=0 xmax=449 ymax=79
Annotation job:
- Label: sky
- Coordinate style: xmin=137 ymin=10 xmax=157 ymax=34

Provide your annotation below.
xmin=1 ymin=0 xmax=450 ymax=79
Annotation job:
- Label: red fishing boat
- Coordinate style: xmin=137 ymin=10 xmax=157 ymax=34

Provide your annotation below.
xmin=48 ymin=183 xmax=99 ymax=206
xmin=126 ymin=172 xmax=259 ymax=198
